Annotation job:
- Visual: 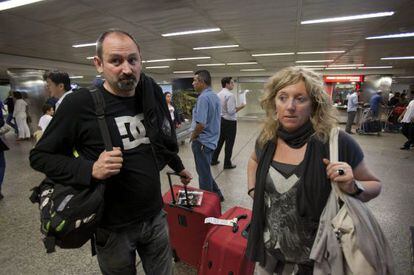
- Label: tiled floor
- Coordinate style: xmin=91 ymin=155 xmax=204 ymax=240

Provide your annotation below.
xmin=0 ymin=121 xmax=413 ymax=274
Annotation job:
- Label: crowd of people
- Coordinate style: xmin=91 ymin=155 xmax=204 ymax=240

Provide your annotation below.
xmin=0 ymin=28 xmax=412 ymax=274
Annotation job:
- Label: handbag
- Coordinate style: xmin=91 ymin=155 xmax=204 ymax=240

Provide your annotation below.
xmin=310 ymin=127 xmax=394 ymax=275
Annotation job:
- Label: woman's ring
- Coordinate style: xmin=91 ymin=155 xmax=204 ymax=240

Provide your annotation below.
xmin=337 ymin=168 xmax=345 ymax=176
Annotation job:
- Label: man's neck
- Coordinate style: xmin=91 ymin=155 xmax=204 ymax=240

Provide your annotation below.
xmin=103 ymin=81 xmax=135 ymax=97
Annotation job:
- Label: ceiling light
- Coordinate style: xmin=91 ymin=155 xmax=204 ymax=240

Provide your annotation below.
xmin=72 ymin=42 xmax=97 ymax=48
xmin=252 ymin=52 xmax=295 ymax=57
xmin=295 ymin=60 xmax=333 ymax=63
xmin=173 ymin=71 xmax=194 ymax=74
xmin=297 ymin=50 xmax=345 ymax=54
xmin=296 ymin=65 xmax=327 ymax=68
xmin=177 ymin=57 xmax=211 ymax=61
xmin=69 ymin=76 xmax=84 ymax=79
xmin=145 ymin=66 xmax=170 ymax=69
xmin=393 ymin=76 xmax=414 ymax=78
xmin=96 ymin=75 xmax=102 ymax=77
xmin=301 ymin=11 xmax=394 ymax=25
xmin=145 ymin=58 xmax=176 ymax=63
xmin=86 ymin=56 xmax=94 ymax=60
xmin=240 ymin=69 xmax=265 ymax=71
xmin=366 ymin=32 xmax=414 ymax=40
xmin=0 ymin=0 xmax=46 ymax=11
xmin=358 ymin=66 xmax=393 ymax=69
xmin=162 ymin=28 xmax=220 ymax=37
xmin=325 ymin=67 xmax=357 ymax=70
xmin=197 ymin=63 xmax=226 ymax=66
xmin=227 ymin=62 xmax=258 ymax=65
xmin=381 ymin=56 xmax=414 ymax=60
xmin=193 ymin=45 xmax=239 ymax=50
xmin=328 ymin=64 xmax=364 ymax=67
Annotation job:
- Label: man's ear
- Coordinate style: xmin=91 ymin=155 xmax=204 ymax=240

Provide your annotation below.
xmin=93 ymin=56 xmax=103 ymax=74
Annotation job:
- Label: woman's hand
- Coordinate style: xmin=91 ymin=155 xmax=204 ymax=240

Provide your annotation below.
xmin=323 ymin=158 xmax=356 ymax=194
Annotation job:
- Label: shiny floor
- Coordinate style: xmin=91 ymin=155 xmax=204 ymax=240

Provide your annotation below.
xmin=0 ymin=121 xmax=413 ymax=274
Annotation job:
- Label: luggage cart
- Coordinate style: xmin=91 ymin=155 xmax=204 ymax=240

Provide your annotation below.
xmin=356 ymin=107 xmax=382 ymax=136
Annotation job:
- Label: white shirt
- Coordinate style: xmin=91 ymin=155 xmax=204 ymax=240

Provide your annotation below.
xmin=217 ymin=88 xmax=237 ymax=121
xmin=38 ymin=114 xmax=53 ymax=131
xmin=13 ymin=99 xmax=27 ymax=118
xmin=401 ymin=99 xmax=414 ymax=123
xmin=168 ymin=104 xmax=175 ymax=121
xmin=347 ymin=92 xmax=358 ymax=112
xmin=55 ymin=90 xmax=73 ymax=111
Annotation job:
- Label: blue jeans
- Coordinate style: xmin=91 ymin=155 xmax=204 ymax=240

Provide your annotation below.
xmin=96 ymin=210 xmax=172 ymax=275
xmin=191 ymin=140 xmax=222 ymax=195
xmin=0 ymin=151 xmax=5 ymax=190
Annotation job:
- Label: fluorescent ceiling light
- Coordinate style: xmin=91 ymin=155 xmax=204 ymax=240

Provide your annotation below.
xmin=173 ymin=71 xmax=194 ymax=74
xmin=295 ymin=60 xmax=333 ymax=63
xmin=296 ymin=65 xmax=327 ymax=68
xmin=240 ymin=69 xmax=265 ymax=71
xmin=197 ymin=63 xmax=226 ymax=66
xmin=227 ymin=62 xmax=258 ymax=65
xmin=72 ymin=42 xmax=97 ymax=48
xmin=145 ymin=66 xmax=170 ymax=69
xmin=301 ymin=12 xmax=394 ymax=25
xmin=86 ymin=56 xmax=94 ymax=60
xmin=297 ymin=50 xmax=345 ymax=54
xmin=69 ymin=76 xmax=84 ymax=79
xmin=177 ymin=56 xmax=211 ymax=61
xmin=252 ymin=52 xmax=294 ymax=57
xmin=366 ymin=32 xmax=414 ymax=40
xmin=381 ymin=56 xmax=414 ymax=60
xmin=328 ymin=64 xmax=364 ymax=67
xmin=193 ymin=45 xmax=239 ymax=50
xmin=96 ymin=75 xmax=102 ymax=77
xmin=358 ymin=66 xmax=393 ymax=69
xmin=393 ymin=76 xmax=414 ymax=78
xmin=325 ymin=67 xmax=357 ymax=70
xmin=162 ymin=28 xmax=220 ymax=37
xmin=0 ymin=0 xmax=46 ymax=11
xmin=145 ymin=58 xmax=176 ymax=63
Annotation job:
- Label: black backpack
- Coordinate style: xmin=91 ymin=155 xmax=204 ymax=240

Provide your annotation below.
xmin=29 ymin=88 xmax=112 ymax=254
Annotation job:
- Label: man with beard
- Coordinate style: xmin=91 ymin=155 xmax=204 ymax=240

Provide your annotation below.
xmin=30 ymin=29 xmax=192 ymax=275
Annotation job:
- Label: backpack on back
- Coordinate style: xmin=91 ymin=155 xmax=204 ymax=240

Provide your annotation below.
xmin=29 ymin=88 xmax=112 ymax=254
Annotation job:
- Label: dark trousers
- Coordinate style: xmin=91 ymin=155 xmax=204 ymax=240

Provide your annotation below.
xmin=346 ymin=111 xmax=356 ymax=133
xmin=212 ymin=118 xmax=237 ymax=166
xmin=96 ymin=210 xmax=172 ymax=275
xmin=401 ymin=122 xmax=414 ymax=148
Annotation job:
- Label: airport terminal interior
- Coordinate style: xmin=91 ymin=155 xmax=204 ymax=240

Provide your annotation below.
xmin=1 ymin=0 xmax=414 ymax=274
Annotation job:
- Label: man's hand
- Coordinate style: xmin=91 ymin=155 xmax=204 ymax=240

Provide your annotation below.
xmin=178 ymin=169 xmax=192 ymax=185
xmin=92 ymin=147 xmax=123 ymax=180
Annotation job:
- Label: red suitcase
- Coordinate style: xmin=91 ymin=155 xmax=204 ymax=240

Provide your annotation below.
xmin=198 ymin=206 xmax=255 ymax=275
xmin=163 ymin=172 xmax=222 ymax=268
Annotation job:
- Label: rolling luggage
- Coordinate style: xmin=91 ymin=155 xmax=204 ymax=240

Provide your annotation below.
xmin=198 ymin=206 xmax=255 ymax=275
xmin=163 ymin=172 xmax=221 ymax=268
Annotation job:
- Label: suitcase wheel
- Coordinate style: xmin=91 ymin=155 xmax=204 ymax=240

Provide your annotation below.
xmin=172 ymin=249 xmax=180 ymax=262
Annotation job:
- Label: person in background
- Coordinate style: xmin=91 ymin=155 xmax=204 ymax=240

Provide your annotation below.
xmin=13 ymin=91 xmax=31 ymax=141
xmin=0 ymin=106 xmax=9 ymax=200
xmin=38 ymin=104 xmax=54 ymax=132
xmin=44 ymin=71 xmax=73 ymax=112
xmin=399 ymin=93 xmax=409 ymax=107
xmin=3 ymin=91 xmax=17 ymax=134
xmin=388 ymin=92 xmax=400 ymax=107
xmin=345 ymin=90 xmax=360 ymax=134
xmin=190 ymin=69 xmax=224 ymax=201
xmin=164 ymin=91 xmax=182 ymax=128
xmin=369 ymin=90 xmax=384 ymax=119
xmin=398 ymin=98 xmax=414 ymax=150
xmin=246 ymin=67 xmax=381 ymax=274
xmin=211 ymin=77 xmax=246 ymax=169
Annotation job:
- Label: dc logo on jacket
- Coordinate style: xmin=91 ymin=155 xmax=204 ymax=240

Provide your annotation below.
xmin=115 ymin=114 xmax=150 ymax=150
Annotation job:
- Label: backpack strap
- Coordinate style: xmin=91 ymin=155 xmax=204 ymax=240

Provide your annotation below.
xmin=89 ymin=88 xmax=113 ymax=151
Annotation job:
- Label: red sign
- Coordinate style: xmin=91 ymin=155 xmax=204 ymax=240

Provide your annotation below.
xmin=324 ymin=75 xmax=363 ymax=83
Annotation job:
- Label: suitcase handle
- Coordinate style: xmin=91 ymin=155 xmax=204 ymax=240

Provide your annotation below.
xmin=166 ymin=172 xmax=192 ymax=209
xmin=232 ymin=214 xmax=248 ymax=233
xmin=241 ymin=222 xmax=250 ymax=239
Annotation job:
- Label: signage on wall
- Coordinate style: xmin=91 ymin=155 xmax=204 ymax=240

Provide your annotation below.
xmin=323 ymin=75 xmax=363 ymax=83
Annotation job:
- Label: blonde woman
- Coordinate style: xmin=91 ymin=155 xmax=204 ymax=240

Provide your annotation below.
xmin=246 ymin=67 xmax=381 ymax=274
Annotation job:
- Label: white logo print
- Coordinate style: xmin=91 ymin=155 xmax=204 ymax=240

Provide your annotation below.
xmin=115 ymin=114 xmax=150 ymax=150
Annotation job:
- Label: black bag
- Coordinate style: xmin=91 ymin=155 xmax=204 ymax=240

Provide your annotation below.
xmin=29 ymin=88 xmax=112 ymax=254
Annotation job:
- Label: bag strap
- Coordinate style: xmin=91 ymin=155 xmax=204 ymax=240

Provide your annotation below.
xmin=329 ymin=127 xmax=346 ymax=199
xmin=89 ymin=88 xmax=113 ymax=151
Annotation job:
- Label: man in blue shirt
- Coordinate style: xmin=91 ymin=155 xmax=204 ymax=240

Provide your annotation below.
xmin=346 ymin=90 xmax=360 ymax=134
xmin=190 ymin=69 xmax=224 ymax=201
xmin=369 ymin=90 xmax=384 ymax=119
